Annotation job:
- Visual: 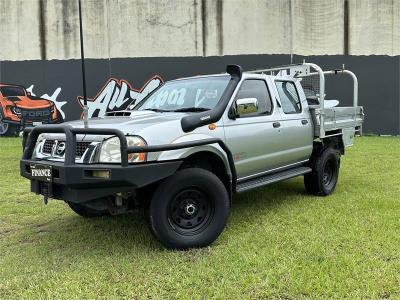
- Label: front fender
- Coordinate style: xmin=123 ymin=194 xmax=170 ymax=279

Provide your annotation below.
xmin=157 ymin=133 xmax=231 ymax=176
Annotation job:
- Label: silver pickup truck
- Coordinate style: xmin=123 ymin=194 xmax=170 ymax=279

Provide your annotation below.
xmin=20 ymin=63 xmax=364 ymax=249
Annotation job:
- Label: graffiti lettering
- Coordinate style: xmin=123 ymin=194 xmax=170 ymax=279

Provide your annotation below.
xmin=78 ymin=76 xmax=163 ymax=118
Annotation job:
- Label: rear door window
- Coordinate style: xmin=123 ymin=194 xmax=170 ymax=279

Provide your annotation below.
xmin=275 ymin=81 xmax=301 ymax=114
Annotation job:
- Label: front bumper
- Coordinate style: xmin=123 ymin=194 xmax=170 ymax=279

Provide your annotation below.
xmin=20 ymin=159 xmax=183 ymax=203
xmin=21 ymin=124 xmax=235 ymax=203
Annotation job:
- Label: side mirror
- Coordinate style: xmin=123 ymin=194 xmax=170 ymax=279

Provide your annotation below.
xmin=235 ymin=98 xmax=258 ymax=117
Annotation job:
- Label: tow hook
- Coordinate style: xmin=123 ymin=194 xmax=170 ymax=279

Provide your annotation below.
xmin=107 ymin=193 xmax=130 ymax=215
xmin=41 ymin=183 xmax=52 ymax=205
xmin=116 ymin=193 xmax=123 ymax=207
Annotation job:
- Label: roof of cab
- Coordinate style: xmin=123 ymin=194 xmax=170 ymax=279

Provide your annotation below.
xmin=167 ymin=71 xmax=289 ymax=83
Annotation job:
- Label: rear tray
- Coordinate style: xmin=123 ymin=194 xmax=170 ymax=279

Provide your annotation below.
xmin=309 ymin=106 xmax=364 ymax=136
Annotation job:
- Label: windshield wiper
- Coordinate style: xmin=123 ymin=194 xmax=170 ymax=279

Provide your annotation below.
xmin=143 ymin=108 xmax=171 ymax=112
xmin=172 ymin=107 xmax=211 ymax=112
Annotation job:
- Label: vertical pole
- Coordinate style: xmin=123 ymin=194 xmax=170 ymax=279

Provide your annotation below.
xmin=344 ymin=0 xmax=349 ymax=55
xmin=38 ymin=0 xmax=46 ymax=60
xmin=78 ymin=0 xmax=89 ymax=128
xmin=201 ymin=0 xmax=207 ymax=56
xmin=289 ymin=0 xmax=294 ymax=64
xmin=216 ymin=0 xmax=223 ymax=56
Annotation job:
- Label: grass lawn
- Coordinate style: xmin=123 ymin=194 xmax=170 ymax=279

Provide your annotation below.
xmin=0 ymin=136 xmax=399 ymax=299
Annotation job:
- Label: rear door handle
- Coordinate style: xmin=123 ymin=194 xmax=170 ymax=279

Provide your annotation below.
xmin=273 ymin=122 xmax=281 ymax=128
xmin=301 ymin=119 xmax=308 ymax=125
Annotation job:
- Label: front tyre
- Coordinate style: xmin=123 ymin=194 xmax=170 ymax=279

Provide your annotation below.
xmin=67 ymin=202 xmax=110 ymax=218
xmin=148 ymin=168 xmax=229 ymax=249
xmin=304 ymin=147 xmax=340 ymax=196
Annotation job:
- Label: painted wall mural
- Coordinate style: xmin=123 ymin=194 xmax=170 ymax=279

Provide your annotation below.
xmin=0 ymin=76 xmax=163 ymax=136
xmin=77 ymin=76 xmax=163 ymax=118
xmin=27 ymin=85 xmax=67 ymax=119
xmin=0 ymin=55 xmax=398 ymax=135
xmin=0 ymin=84 xmax=64 ymax=136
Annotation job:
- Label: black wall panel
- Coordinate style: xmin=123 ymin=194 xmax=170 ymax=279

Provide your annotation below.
xmin=0 ymin=55 xmax=398 ymax=135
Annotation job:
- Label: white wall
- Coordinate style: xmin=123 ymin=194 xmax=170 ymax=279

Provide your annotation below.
xmin=219 ymin=0 xmax=291 ymax=55
xmin=349 ymin=0 xmax=400 ymax=55
xmin=292 ymin=0 xmax=345 ymax=55
xmin=0 ymin=0 xmax=42 ymax=60
xmin=0 ymin=0 xmax=398 ymax=61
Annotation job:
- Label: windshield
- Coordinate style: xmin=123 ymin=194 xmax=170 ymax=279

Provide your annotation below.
xmin=0 ymin=86 xmax=26 ymax=97
xmin=135 ymin=76 xmax=230 ymax=112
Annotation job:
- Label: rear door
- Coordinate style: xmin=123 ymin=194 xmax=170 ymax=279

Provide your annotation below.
xmin=223 ymin=78 xmax=286 ymax=179
xmin=273 ymin=79 xmax=313 ymax=165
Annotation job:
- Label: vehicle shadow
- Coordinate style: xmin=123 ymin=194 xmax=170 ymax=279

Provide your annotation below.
xmin=22 ymin=178 xmax=306 ymax=257
xmin=231 ymin=178 xmax=306 ymax=212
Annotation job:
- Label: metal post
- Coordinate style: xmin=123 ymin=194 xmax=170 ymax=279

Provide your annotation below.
xmin=78 ymin=0 xmax=89 ymax=128
xmin=304 ymin=63 xmax=326 ymax=138
xmin=311 ymin=69 xmax=358 ymax=107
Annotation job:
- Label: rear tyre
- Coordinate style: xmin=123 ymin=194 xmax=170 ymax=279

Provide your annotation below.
xmin=304 ymin=147 xmax=340 ymax=196
xmin=147 ymin=168 xmax=229 ymax=249
xmin=67 ymin=202 xmax=110 ymax=218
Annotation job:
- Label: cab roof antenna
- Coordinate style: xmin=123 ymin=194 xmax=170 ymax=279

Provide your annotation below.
xmin=78 ymin=0 xmax=89 ymax=128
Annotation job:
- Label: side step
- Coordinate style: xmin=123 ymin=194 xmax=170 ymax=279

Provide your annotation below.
xmin=236 ymin=166 xmax=312 ymax=193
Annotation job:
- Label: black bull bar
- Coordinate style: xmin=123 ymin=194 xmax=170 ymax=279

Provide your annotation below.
xmin=22 ymin=124 xmax=237 ymax=191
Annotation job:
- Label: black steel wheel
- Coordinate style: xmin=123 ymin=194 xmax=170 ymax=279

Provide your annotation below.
xmin=322 ymin=158 xmax=336 ymax=188
xmin=304 ymin=147 xmax=340 ymax=196
xmin=147 ymin=168 xmax=229 ymax=249
xmin=168 ymin=188 xmax=213 ymax=235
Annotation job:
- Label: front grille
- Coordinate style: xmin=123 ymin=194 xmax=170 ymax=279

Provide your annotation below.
xmin=76 ymin=142 xmax=91 ymax=157
xmin=41 ymin=140 xmax=91 ymax=157
xmin=42 ymin=139 xmax=54 ymax=154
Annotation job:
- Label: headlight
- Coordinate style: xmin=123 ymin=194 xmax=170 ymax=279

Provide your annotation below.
xmin=99 ymin=136 xmax=147 ymax=163
xmin=11 ymin=106 xmax=21 ymax=115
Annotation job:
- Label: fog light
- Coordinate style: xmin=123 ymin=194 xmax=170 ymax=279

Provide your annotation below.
xmin=91 ymin=170 xmax=110 ymax=179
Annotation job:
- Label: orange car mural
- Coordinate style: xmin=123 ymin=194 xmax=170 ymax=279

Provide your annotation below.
xmin=0 ymin=84 xmax=62 ymax=136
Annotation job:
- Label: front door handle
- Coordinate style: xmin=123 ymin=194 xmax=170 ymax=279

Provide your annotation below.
xmin=301 ymin=119 xmax=308 ymax=125
xmin=273 ymin=122 xmax=281 ymax=128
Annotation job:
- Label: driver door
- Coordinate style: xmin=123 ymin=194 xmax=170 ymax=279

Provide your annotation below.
xmin=222 ymin=78 xmax=285 ymax=179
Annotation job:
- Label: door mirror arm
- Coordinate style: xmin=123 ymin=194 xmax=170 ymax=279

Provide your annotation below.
xmin=228 ymin=105 xmax=237 ymax=120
